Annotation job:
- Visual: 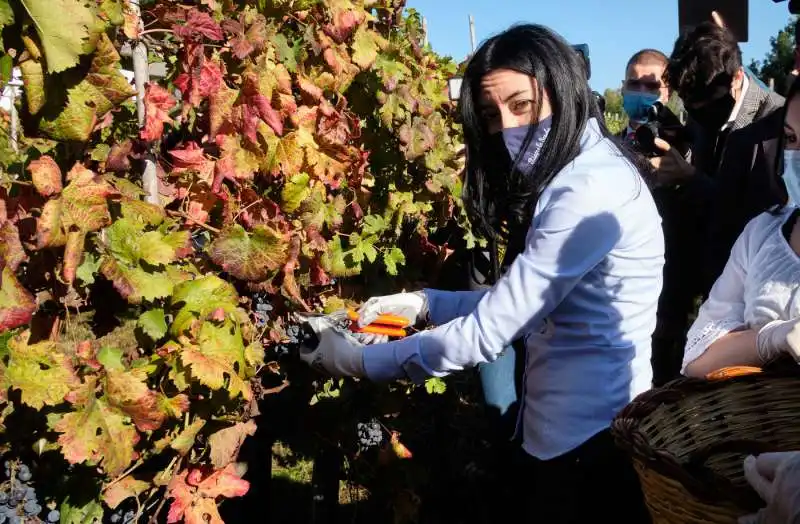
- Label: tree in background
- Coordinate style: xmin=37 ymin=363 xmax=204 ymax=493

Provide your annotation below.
xmin=749 ymin=16 xmax=798 ymax=95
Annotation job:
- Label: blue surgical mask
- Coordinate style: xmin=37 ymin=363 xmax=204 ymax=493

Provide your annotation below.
xmin=498 ymin=117 xmax=553 ymax=175
xmin=783 ymin=150 xmax=800 ymax=206
xmin=623 ymin=91 xmax=660 ymax=124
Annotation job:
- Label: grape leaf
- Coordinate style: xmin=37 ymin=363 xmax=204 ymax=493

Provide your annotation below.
xmin=424 ymin=377 xmax=446 ymax=395
xmin=19 ymin=56 xmax=45 ymax=115
xmin=351 ymin=25 xmax=382 ymax=70
xmin=63 ymin=229 xmax=86 ymax=284
xmin=0 ymin=1 xmax=12 ymax=28
xmin=28 ymin=155 xmax=63 ymax=197
xmin=20 ymin=0 xmax=104 ymax=73
xmin=0 ymin=267 xmax=36 ymax=332
xmin=208 ymin=420 xmax=257 ymax=468
xmin=138 ymin=308 xmax=168 ymax=341
xmin=281 ymin=173 xmax=310 ymax=213
xmin=177 ymin=320 xmax=250 ymax=400
xmin=166 ymin=465 xmax=249 ymax=524
xmin=52 ymin=377 xmax=138 ymax=476
xmin=99 ymin=256 xmax=175 ymax=304
xmin=0 ymin=222 xmax=27 ymax=272
xmin=208 ymin=224 xmax=288 ymax=282
xmin=120 ymin=197 xmax=166 ymax=227
xmin=106 ymin=218 xmax=189 ymax=267
xmin=383 ymin=246 xmax=405 ymax=276
xmin=4 ymin=330 xmax=78 ymax=408
xmin=170 ymin=275 xmax=240 ymax=335
xmin=172 ymin=8 xmax=223 ymax=42
xmin=105 ymin=366 xmax=170 ymax=431
xmin=140 ymin=83 xmax=176 ymax=142
xmin=58 ymin=497 xmax=104 ymax=524
xmin=103 ymin=476 xmax=150 ymax=510
xmin=39 ymin=34 xmax=136 ymax=141
xmin=75 ymin=251 xmax=101 ymax=285
xmin=168 ymin=418 xmax=206 ymax=455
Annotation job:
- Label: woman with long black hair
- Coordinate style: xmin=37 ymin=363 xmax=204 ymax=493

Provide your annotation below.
xmin=299 ymin=24 xmax=663 ymax=522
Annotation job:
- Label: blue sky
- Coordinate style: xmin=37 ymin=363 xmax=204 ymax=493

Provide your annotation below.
xmin=406 ymin=0 xmax=795 ymax=93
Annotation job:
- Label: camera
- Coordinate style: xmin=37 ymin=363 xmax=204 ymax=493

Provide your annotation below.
xmin=633 ymin=102 xmax=691 ymax=158
xmin=772 ymin=0 xmax=800 ymax=15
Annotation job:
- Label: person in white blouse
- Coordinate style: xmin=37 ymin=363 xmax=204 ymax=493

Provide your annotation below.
xmin=682 ymin=76 xmax=800 ymax=378
xmin=299 ymin=24 xmax=663 ymax=522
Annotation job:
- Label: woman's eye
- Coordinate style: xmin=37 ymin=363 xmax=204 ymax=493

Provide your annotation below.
xmin=511 ymin=100 xmax=532 ymax=113
xmin=787 ymin=133 xmax=797 ymax=144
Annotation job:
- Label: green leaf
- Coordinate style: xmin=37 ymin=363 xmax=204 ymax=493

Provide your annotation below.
xmin=425 ymin=377 xmax=446 ymax=395
xmin=96 ymin=346 xmax=124 ymax=371
xmin=361 ymin=215 xmax=388 ymax=236
xmin=21 ymin=0 xmax=104 ymax=73
xmin=99 ymin=257 xmax=175 ymax=305
xmin=273 ymin=33 xmax=299 ymax=73
xmin=59 ymin=496 xmax=104 ymax=524
xmin=75 ymin=251 xmax=100 ymax=285
xmin=5 ymin=331 xmax=78 ymax=409
xmin=0 ymin=1 xmax=13 ymax=28
xmin=281 ymin=173 xmax=311 ymax=213
xmin=170 ymin=275 xmax=240 ymax=335
xmin=383 ymin=247 xmax=406 ymax=276
xmin=138 ymin=308 xmax=168 ymax=341
xmin=351 ymin=25 xmax=381 ymax=70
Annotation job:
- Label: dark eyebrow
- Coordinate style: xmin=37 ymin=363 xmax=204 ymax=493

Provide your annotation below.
xmin=503 ymin=90 xmax=529 ymax=103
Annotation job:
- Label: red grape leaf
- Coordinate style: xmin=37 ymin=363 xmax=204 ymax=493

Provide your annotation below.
xmin=172 ymin=9 xmax=223 ymax=42
xmin=0 ymin=222 xmax=27 ymax=272
xmin=140 ymin=83 xmax=176 ymax=142
xmin=63 ymin=230 xmax=86 ymax=284
xmin=28 ymin=155 xmax=63 ymax=197
xmin=166 ymin=465 xmax=249 ymax=524
xmin=105 ymin=367 xmax=172 ymax=432
xmin=0 ymin=268 xmax=36 ymax=333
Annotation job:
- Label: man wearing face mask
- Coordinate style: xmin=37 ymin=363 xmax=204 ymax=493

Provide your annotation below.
xmin=619 ymin=49 xmax=700 ymax=386
xmin=646 ymin=24 xmax=784 ymax=380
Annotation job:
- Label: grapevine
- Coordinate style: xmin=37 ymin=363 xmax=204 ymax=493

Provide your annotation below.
xmin=0 ymin=0 xmax=465 ymax=521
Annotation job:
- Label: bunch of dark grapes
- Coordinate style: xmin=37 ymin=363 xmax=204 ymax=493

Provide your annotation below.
xmin=252 ymin=292 xmax=274 ymax=329
xmin=0 ymin=461 xmax=59 ymax=523
xmin=356 ymin=420 xmax=384 ymax=451
xmin=109 ymin=509 xmax=135 ymax=523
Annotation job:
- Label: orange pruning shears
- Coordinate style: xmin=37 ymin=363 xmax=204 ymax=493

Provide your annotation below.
xmin=346 ymin=309 xmax=410 ymax=338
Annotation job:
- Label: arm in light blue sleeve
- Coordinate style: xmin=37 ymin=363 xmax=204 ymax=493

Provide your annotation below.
xmin=423 ymin=289 xmax=488 ymax=325
xmin=363 ymin=188 xmax=624 ymax=382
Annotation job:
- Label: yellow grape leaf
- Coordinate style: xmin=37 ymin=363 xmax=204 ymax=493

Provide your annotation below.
xmin=177 ymin=321 xmax=250 ymax=400
xmin=19 ymin=57 xmax=45 ymax=115
xmin=51 ymin=377 xmax=138 ymax=476
xmin=351 ymin=25 xmax=383 ymax=70
xmin=208 ymin=420 xmax=257 ymax=468
xmin=4 ymin=330 xmax=78 ymax=408
xmin=28 ymin=155 xmax=63 ymax=197
xmin=281 ymin=173 xmax=311 ymax=213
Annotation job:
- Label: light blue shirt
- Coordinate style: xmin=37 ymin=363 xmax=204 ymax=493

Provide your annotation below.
xmin=363 ymin=118 xmax=665 ymax=460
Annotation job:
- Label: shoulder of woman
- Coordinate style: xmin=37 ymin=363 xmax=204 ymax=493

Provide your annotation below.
xmin=738 ymin=207 xmax=791 ymax=252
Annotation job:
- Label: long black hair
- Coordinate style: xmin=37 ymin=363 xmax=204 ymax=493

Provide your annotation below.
xmin=459 ymin=24 xmax=647 ymax=242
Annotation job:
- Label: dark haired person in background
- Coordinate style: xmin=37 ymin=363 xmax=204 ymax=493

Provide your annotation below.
xmin=299 ymin=24 xmax=661 ymax=522
xmin=646 ymin=21 xmax=784 ymax=383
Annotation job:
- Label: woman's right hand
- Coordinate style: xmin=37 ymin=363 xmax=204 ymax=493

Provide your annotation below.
xmin=357 ymin=291 xmax=429 ymax=329
xmin=756 ymin=318 xmax=800 ymax=363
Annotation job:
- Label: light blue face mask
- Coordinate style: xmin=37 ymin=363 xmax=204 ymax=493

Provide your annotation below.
xmin=622 ymin=91 xmax=660 ymax=124
xmin=783 ymin=150 xmax=800 ymax=206
xmin=499 ymin=116 xmax=553 ymax=175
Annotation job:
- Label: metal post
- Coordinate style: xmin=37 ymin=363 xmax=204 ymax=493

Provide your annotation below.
xmin=129 ymin=0 xmax=159 ymax=205
xmin=469 ymin=15 xmax=476 ymax=53
xmin=422 ymin=17 xmax=428 ymax=47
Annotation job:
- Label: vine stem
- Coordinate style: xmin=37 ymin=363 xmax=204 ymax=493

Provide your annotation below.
xmin=138 ymin=28 xmax=175 ymax=37
xmin=166 ymin=210 xmax=221 ymax=234
xmin=148 ymin=456 xmax=183 ymax=524
xmin=103 ymin=457 xmax=145 ymax=492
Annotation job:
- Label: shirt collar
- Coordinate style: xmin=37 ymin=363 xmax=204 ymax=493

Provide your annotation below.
xmin=722 ymin=73 xmax=749 ymax=131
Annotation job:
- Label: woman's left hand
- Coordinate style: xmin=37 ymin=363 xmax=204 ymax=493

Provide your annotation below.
xmin=739 ymin=451 xmax=800 ymax=523
xmin=297 ymin=314 xmax=367 ymax=377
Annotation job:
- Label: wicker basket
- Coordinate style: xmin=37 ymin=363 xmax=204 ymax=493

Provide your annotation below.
xmin=612 ymin=363 xmax=800 ymax=523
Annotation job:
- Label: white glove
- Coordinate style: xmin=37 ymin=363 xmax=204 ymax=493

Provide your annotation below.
xmin=739 ymin=451 xmax=800 ymax=524
xmin=297 ymin=315 xmax=366 ymax=377
xmin=357 ymin=291 xmax=429 ymax=329
xmin=756 ymin=318 xmax=800 ymax=363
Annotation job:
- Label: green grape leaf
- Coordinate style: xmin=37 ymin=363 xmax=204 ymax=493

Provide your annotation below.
xmin=281 ymin=173 xmax=311 ymax=213
xmin=4 ymin=330 xmax=78 ymax=409
xmin=138 ymin=308 xmax=168 ymax=341
xmin=425 ymin=377 xmax=446 ymax=395
xmin=383 ymin=247 xmax=406 ymax=276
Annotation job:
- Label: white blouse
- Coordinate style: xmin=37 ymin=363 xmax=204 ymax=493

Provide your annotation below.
xmin=683 ymin=206 xmax=800 ymax=373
